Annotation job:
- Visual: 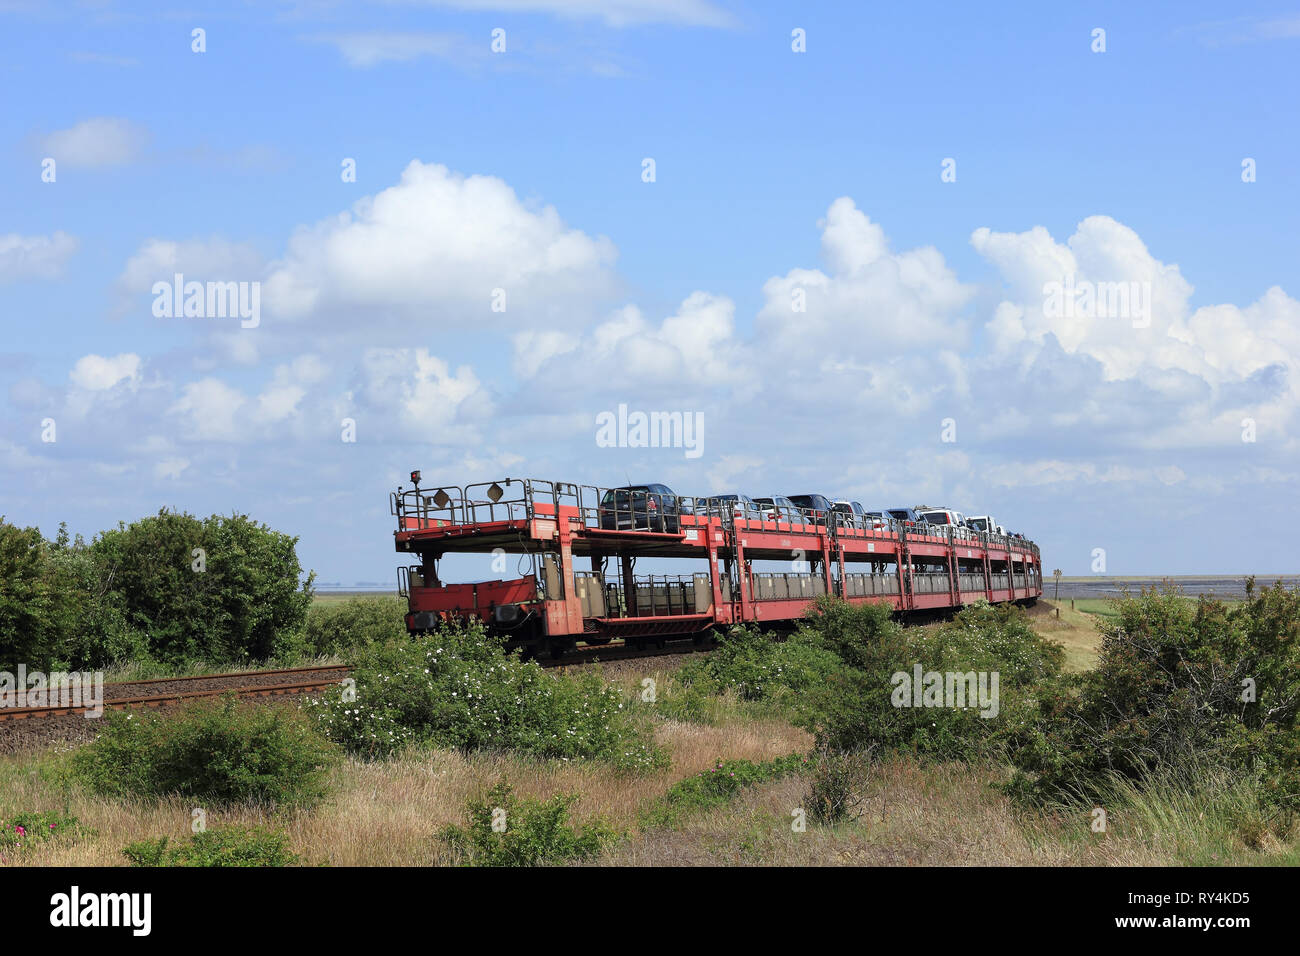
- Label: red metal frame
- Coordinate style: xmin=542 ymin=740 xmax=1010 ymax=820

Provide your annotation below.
xmin=391 ymin=477 xmax=1043 ymax=647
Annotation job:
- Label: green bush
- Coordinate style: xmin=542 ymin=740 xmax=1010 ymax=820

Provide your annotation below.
xmin=123 ymin=825 xmax=298 ymax=867
xmin=42 ymin=536 xmax=149 ymax=669
xmin=305 ymin=620 xmax=666 ymax=771
xmin=797 ymin=597 xmax=1063 ymax=760
xmin=440 ymin=783 xmax=618 ymax=866
xmin=639 ymin=754 xmax=808 ymax=829
xmin=674 ymin=624 xmax=843 ymax=707
xmin=89 ymin=509 xmax=315 ymax=665
xmin=0 ymin=811 xmax=83 ymax=852
xmin=0 ymin=518 xmax=72 ymax=670
xmin=300 ymin=596 xmax=407 ymax=656
xmin=72 ymin=696 xmax=338 ymax=808
xmin=1 ymin=511 xmax=313 ymax=671
xmin=1008 ymin=583 xmax=1300 ymax=813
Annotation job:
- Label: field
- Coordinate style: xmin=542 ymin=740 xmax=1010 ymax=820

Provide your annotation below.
xmin=4 ymin=593 xmax=1298 ymax=868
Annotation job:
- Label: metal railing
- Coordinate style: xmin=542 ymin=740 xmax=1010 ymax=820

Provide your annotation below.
xmin=391 ymin=477 xmax=1042 ymax=565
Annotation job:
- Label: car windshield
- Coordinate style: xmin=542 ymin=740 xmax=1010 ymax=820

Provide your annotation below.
xmin=602 ymin=489 xmax=643 ymax=505
xmin=969 ymin=518 xmax=988 ymax=531
xmin=887 ymin=509 xmax=910 ymax=520
xmin=922 ymin=512 xmax=949 ymax=524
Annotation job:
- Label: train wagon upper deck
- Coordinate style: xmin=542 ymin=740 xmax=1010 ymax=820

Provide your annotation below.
xmin=390 ymin=476 xmax=1043 ymax=655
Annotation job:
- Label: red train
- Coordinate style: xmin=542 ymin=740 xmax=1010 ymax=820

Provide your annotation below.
xmin=391 ymin=475 xmax=1043 ymax=657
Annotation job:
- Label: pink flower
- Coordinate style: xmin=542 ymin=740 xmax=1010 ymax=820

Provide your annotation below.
xmin=14 ymin=825 xmax=25 ymax=836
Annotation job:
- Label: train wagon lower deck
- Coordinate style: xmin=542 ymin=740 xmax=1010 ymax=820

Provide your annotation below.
xmin=390 ymin=477 xmax=1043 ymax=657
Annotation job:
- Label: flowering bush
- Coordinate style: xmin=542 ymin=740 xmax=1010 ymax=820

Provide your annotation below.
xmin=0 ymin=811 xmax=82 ymax=854
xmin=305 ymin=620 xmax=666 ymax=771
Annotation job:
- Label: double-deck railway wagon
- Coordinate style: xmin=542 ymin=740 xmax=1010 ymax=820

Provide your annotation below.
xmin=391 ymin=475 xmax=1042 ymax=658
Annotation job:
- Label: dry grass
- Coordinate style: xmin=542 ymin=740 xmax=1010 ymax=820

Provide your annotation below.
xmin=598 ymin=755 xmax=1288 ymax=867
xmin=1025 ymin=600 xmax=1101 ymax=671
xmin=6 ymin=627 xmax=1295 ymax=868
xmin=0 ymin=713 xmax=811 ymax=867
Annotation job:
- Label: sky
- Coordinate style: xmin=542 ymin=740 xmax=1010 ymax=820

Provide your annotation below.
xmin=1 ymin=0 xmax=1298 ymax=585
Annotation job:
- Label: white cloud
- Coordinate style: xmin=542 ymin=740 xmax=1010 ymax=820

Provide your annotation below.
xmin=264 ymin=161 xmax=618 ymax=325
xmin=971 ymin=216 xmax=1300 ymax=447
xmin=40 ymin=117 xmax=148 ymax=168
xmin=0 ymin=232 xmax=78 ymax=281
xmin=355 ymin=348 xmax=488 ymax=439
xmin=170 ymin=379 xmax=248 ymax=441
xmin=154 ymin=457 xmax=190 ymax=480
xmin=517 ymin=292 xmax=747 ymax=392
xmin=309 ymin=33 xmax=478 ymax=68
xmin=983 ymin=460 xmax=1188 ymax=489
xmin=70 ymin=353 xmax=141 ymax=391
xmin=757 ymin=198 xmax=974 ymax=357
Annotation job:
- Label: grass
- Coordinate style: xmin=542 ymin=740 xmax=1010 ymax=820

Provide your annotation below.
xmin=311 ymin=591 xmax=392 ymax=606
xmin=1021 ymin=600 xmax=1101 ymax=671
xmin=5 ymin=597 xmax=1294 ymax=868
xmin=6 ymin=662 xmax=1295 ymax=867
xmin=0 ymin=708 xmax=809 ymax=866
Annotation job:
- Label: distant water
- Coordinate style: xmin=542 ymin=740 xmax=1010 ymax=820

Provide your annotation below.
xmin=1051 ymin=576 xmax=1300 ymax=599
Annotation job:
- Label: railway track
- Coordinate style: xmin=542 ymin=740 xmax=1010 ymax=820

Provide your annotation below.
xmin=540 ymin=637 xmax=716 ymax=668
xmin=0 ymin=665 xmax=351 ymax=721
xmin=0 ymin=640 xmax=713 ymax=724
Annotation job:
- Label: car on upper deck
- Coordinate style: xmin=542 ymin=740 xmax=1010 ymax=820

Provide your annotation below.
xmin=597 ymin=483 xmax=686 ymax=533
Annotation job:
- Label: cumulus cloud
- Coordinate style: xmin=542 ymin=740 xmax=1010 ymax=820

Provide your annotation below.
xmin=353 ymin=348 xmax=486 ymax=437
xmin=515 ymin=292 xmax=747 ymax=394
xmin=263 ymin=161 xmax=618 ymax=326
xmin=0 ymin=232 xmax=78 ymax=281
xmin=70 ymin=353 xmax=141 ymax=391
xmin=40 ymin=117 xmax=148 ymax=168
xmin=757 ymin=198 xmax=974 ymax=357
xmin=971 ymin=216 xmax=1300 ymax=447
xmin=170 ymin=379 xmax=248 ymax=442
xmin=118 ymin=237 xmax=265 ymax=302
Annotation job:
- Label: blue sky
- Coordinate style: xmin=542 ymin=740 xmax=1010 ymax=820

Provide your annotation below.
xmin=2 ymin=0 xmax=1298 ymax=583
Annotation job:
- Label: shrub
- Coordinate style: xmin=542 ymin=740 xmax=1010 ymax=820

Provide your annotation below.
xmin=674 ymin=624 xmax=843 ymax=707
xmin=0 ymin=811 xmax=83 ymax=852
xmin=305 ymin=620 xmax=665 ymax=771
xmin=1008 ymin=583 xmax=1300 ymax=813
xmin=89 ymin=510 xmax=314 ymax=665
xmin=440 ymin=783 xmax=617 ymax=866
xmin=0 ymin=518 xmax=67 ymax=670
xmin=123 ymin=825 xmax=298 ymax=867
xmin=42 ymin=537 xmax=149 ymax=669
xmin=804 ymin=747 xmax=872 ymax=826
xmin=300 ymin=596 xmax=407 ymax=657
xmin=639 ymin=754 xmax=808 ymax=829
xmin=72 ymin=696 xmax=338 ymax=808
xmin=798 ymin=598 xmax=1063 ymax=760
